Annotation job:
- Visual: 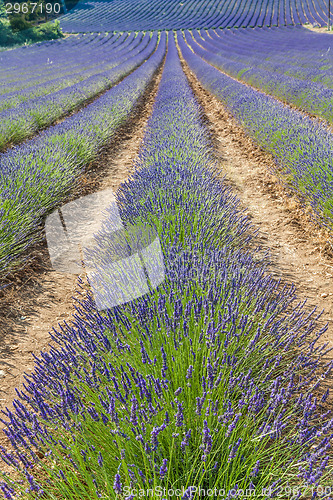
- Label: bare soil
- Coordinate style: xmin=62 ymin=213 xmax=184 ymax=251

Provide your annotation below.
xmin=0 ymin=62 xmax=163 ymax=474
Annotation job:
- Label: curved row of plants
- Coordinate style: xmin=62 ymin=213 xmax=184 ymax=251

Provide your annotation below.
xmin=0 ymin=33 xmax=125 ymax=106
xmin=178 ymin=31 xmax=333 ymax=234
xmin=207 ymin=27 xmax=333 ymax=87
xmin=0 ymin=32 xmax=155 ymax=150
xmin=1 ymin=33 xmax=118 ymax=87
xmin=1 ymin=33 xmax=333 ymax=500
xmin=58 ymin=0 xmax=328 ymax=33
xmin=0 ymin=32 xmax=166 ymax=282
xmin=185 ymin=29 xmax=333 ymax=125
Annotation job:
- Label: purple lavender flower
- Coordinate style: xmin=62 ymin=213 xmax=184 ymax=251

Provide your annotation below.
xmin=228 ymin=438 xmax=242 ymax=462
xmin=58 ymin=470 xmax=66 ymax=480
xmin=181 ymin=428 xmax=192 ymax=451
xmin=182 ymin=487 xmax=195 ymax=499
xmin=175 ymin=399 xmax=184 ymax=427
xmin=195 ymin=392 xmax=206 ymax=416
xmin=225 ymin=413 xmax=241 ymax=437
xmin=207 ymin=361 xmax=214 ymax=387
xmin=140 ymin=340 xmax=150 ymax=364
xmin=98 ymin=452 xmax=103 ymax=467
xmin=250 ymin=460 xmax=260 ymax=477
xmin=0 ymin=483 xmax=15 ymax=500
xmin=159 ymin=458 xmax=168 ymax=479
xmin=144 ymin=442 xmax=151 ymax=454
xmin=108 ymin=397 xmax=119 ymax=423
xmin=136 ymin=434 xmax=144 ymax=445
xmin=113 ymin=473 xmax=122 ymax=495
xmin=138 ymin=469 xmax=146 ymax=483
xmin=151 ymin=427 xmax=159 ymax=451
xmin=201 ymin=420 xmax=213 ymax=461
xmin=321 ymin=389 xmax=329 ymax=403
xmin=130 ymin=397 xmax=138 ymax=427
xmin=186 ymin=365 xmax=193 ymax=379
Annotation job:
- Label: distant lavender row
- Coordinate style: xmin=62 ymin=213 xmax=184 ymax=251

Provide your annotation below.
xmin=2 ymin=33 xmax=332 ymax=499
xmin=59 ymin=0 xmax=330 ymax=32
xmin=0 ymin=32 xmax=132 ymax=109
xmin=208 ymin=26 xmax=333 ymax=80
xmin=205 ymin=27 xmax=333 ymax=87
xmin=0 ymin=32 xmax=156 ymax=150
xmin=178 ymin=32 xmax=333 ymax=231
xmin=0 ymin=32 xmax=166 ymax=279
xmin=185 ymin=29 xmax=333 ymax=125
xmin=0 ymin=33 xmax=143 ymax=113
xmin=0 ymin=32 xmax=116 ymax=90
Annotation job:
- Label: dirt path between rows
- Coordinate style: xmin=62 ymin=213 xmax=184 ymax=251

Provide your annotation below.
xmin=0 ymin=63 xmax=164 ymax=474
xmin=184 ymin=62 xmax=333 ymax=352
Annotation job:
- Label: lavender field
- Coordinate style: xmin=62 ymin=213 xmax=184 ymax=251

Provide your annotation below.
xmin=59 ymin=0 xmax=331 ymax=31
xmin=1 ymin=1 xmax=333 ymax=499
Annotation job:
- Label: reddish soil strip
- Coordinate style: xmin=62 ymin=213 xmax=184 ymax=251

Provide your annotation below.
xmin=0 ymin=63 xmax=164 ymax=474
xmin=183 ymin=62 xmax=333 ymax=351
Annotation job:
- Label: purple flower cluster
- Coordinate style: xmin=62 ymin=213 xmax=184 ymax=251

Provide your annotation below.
xmin=159 ymin=458 xmax=168 ymax=479
xmin=201 ymin=420 xmax=213 ymax=461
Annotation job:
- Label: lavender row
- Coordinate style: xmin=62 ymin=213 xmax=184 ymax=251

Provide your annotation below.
xmin=0 ymin=33 xmax=136 ymax=112
xmin=0 ymin=33 xmax=155 ymax=150
xmin=0 ymin=32 xmax=166 ymax=281
xmin=0 ymin=32 xmax=133 ymax=109
xmin=207 ymin=27 xmax=333 ymax=88
xmin=179 ymin=32 xmax=333 ymax=233
xmin=184 ymin=30 xmax=333 ymax=125
xmin=59 ymin=0 xmax=329 ymax=32
xmin=0 ymin=32 xmax=115 ymax=90
xmin=1 ymin=33 xmax=333 ymax=499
